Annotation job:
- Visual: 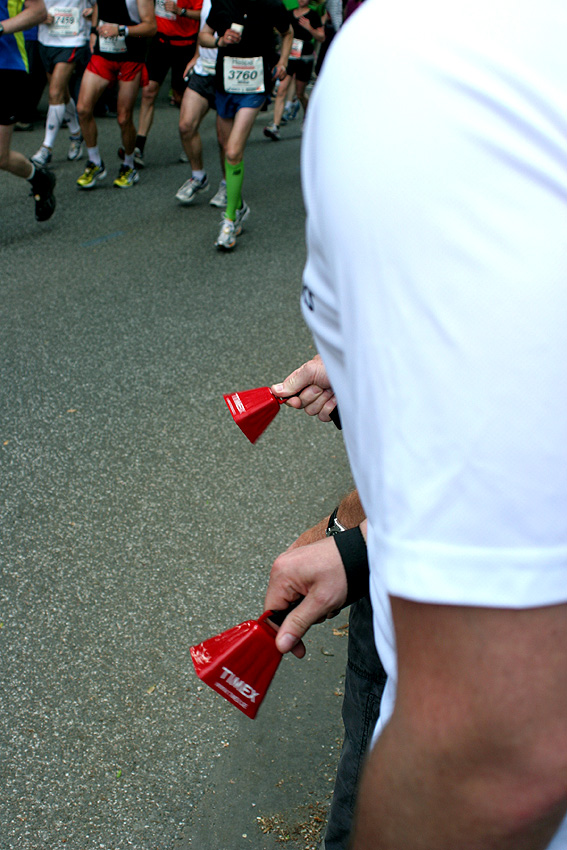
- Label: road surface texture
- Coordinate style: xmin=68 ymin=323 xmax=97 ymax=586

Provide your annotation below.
xmin=1 ymin=87 xmax=355 ymax=850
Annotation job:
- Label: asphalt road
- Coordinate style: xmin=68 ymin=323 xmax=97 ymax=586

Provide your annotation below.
xmin=0 ymin=89 xmax=354 ymax=850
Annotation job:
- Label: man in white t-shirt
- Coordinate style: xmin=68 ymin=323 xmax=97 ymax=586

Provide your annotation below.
xmin=31 ymin=0 xmax=91 ymax=166
xmin=265 ymin=1 xmax=567 ymax=847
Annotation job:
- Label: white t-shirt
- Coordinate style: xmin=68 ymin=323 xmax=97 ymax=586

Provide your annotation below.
xmin=194 ymin=0 xmax=216 ymax=77
xmin=302 ymin=1 xmax=567 ymax=846
xmin=39 ymin=0 xmax=90 ymax=46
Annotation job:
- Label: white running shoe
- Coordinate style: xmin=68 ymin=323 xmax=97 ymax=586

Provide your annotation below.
xmin=209 ymin=181 xmax=227 ymax=208
xmin=31 ymin=145 xmax=52 ymax=167
xmin=234 ymin=200 xmax=250 ymax=235
xmin=215 ymin=217 xmax=236 ymax=250
xmin=67 ymin=135 xmax=83 ymax=161
xmin=179 ymin=150 xmax=189 ymax=163
xmin=263 ymin=123 xmax=280 ymax=141
xmin=288 ymin=100 xmax=301 ymax=121
xmin=175 ymin=174 xmax=209 ymax=204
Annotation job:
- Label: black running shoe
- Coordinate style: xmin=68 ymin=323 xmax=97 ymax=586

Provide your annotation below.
xmin=30 ymin=166 xmax=56 ymax=222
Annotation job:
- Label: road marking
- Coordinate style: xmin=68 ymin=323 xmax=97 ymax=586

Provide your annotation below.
xmin=81 ymin=231 xmax=125 ymax=248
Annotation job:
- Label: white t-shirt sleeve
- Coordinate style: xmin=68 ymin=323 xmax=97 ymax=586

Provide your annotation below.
xmin=301 ymin=0 xmax=567 ymax=611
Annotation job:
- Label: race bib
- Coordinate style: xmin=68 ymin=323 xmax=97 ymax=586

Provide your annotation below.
xmin=223 ymin=55 xmax=264 ymax=94
xmin=49 ymin=6 xmax=80 ymax=36
xmin=290 ymin=37 xmax=303 ymax=59
xmin=155 ymin=0 xmax=176 ymax=21
xmin=98 ymin=19 xmax=127 ymax=53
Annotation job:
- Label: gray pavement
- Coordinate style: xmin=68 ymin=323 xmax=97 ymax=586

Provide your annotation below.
xmin=0 ymin=89 xmax=354 ymax=849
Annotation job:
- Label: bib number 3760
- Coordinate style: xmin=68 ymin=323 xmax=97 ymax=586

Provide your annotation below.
xmin=223 ymin=56 xmax=264 ymax=94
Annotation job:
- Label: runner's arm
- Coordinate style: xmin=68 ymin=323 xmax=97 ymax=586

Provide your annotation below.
xmin=199 ymin=22 xmax=239 ymax=49
xmin=273 ymin=24 xmax=293 ymax=79
xmin=128 ymin=0 xmax=157 ymax=37
xmin=166 ymin=0 xmax=201 ymax=20
xmin=1 ymin=0 xmax=46 ymax=33
xmin=98 ymin=0 xmax=156 ymax=38
xmin=299 ymin=15 xmax=324 ymax=43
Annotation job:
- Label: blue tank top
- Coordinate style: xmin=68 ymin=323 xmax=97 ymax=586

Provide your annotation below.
xmin=0 ymin=0 xmax=29 ymax=71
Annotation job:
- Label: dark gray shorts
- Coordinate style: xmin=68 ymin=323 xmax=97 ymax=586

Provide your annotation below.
xmin=38 ymin=42 xmax=90 ymax=74
xmin=187 ymin=70 xmax=216 ymax=111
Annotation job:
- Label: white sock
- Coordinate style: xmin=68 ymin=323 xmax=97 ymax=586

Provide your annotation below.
xmin=123 ymin=152 xmax=134 ymax=168
xmin=192 ymin=169 xmax=205 ymax=181
xmin=65 ymin=98 xmax=81 ymax=136
xmin=285 ymin=100 xmax=293 ymax=109
xmin=43 ymin=103 xmax=66 ymax=149
xmin=87 ymin=146 xmax=102 ymax=166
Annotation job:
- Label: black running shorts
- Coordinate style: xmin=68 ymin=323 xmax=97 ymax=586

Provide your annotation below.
xmin=0 ymin=69 xmax=27 ymax=125
xmin=145 ymin=33 xmax=196 ymax=91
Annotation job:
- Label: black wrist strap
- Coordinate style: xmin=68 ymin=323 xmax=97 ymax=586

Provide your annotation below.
xmin=333 ymin=526 xmax=369 ymax=607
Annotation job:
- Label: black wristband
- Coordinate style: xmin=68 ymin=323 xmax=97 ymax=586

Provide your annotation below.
xmin=333 ymin=526 xmax=369 ymax=607
xmin=90 ymin=25 xmax=97 ymax=34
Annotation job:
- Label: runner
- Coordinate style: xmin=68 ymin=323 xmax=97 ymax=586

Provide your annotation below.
xmin=132 ymin=0 xmax=202 ymax=168
xmin=75 ymin=0 xmax=156 ymax=190
xmin=0 ymin=0 xmax=57 ymax=221
xmin=200 ymin=0 xmax=292 ymax=249
xmin=264 ymin=0 xmax=323 ymax=141
xmin=175 ymin=0 xmax=226 ymax=207
xmin=31 ymin=0 xmax=92 ymax=166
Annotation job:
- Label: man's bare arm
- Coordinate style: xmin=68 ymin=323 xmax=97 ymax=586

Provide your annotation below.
xmin=352 ymin=598 xmax=567 ymax=850
xmin=288 ymin=489 xmax=365 ymax=550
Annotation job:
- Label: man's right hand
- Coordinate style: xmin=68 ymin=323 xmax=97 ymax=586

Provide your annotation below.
xmin=271 ymin=353 xmax=337 ymax=422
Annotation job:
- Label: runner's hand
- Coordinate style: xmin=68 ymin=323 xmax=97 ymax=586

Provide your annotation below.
xmin=273 ymin=62 xmax=287 ymax=81
xmin=222 ymin=27 xmax=241 ymax=45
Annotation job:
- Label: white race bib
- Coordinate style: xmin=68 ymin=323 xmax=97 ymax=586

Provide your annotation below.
xmin=291 ymin=37 xmax=303 ymax=59
xmin=223 ymin=55 xmax=264 ymax=94
xmin=49 ymin=5 xmax=80 ymax=36
xmin=98 ymin=20 xmax=127 ymax=53
xmin=155 ymin=0 xmax=176 ymax=21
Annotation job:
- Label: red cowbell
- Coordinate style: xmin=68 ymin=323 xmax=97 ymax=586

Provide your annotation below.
xmin=190 ymin=612 xmax=283 ymax=719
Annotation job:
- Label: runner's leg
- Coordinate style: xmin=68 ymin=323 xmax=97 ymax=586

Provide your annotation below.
xmin=43 ymin=61 xmax=76 ymax=149
xmin=219 ymin=105 xmax=260 ymax=220
xmin=178 ymin=85 xmax=209 ymax=170
xmin=0 ymin=124 xmax=33 ymax=178
xmin=77 ymin=69 xmax=110 ymax=148
xmin=137 ymin=79 xmax=160 ymax=139
xmin=116 ymin=73 xmax=142 ymax=156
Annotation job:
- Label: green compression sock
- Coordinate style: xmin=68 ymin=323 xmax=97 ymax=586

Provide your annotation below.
xmin=225 ymin=159 xmax=244 ymax=220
